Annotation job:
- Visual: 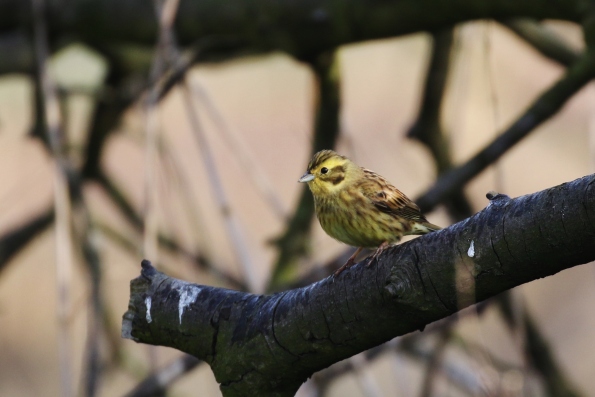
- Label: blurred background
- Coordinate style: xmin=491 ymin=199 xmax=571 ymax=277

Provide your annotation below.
xmin=0 ymin=1 xmax=594 ymax=396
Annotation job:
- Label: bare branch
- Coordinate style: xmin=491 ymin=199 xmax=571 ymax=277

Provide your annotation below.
xmin=503 ymin=19 xmax=581 ymax=67
xmin=124 ymin=355 xmax=202 ymax=397
xmin=123 ymin=173 xmax=595 ymax=397
xmin=32 ymin=0 xmax=75 ymax=393
xmin=0 ymin=207 xmax=54 ymax=274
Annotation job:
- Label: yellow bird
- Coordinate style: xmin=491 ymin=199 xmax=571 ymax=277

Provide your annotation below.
xmin=299 ymin=150 xmax=441 ymax=276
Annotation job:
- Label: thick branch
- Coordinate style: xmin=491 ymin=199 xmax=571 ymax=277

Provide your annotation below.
xmin=0 ymin=0 xmax=587 ymax=67
xmin=123 ymin=173 xmax=595 ymax=396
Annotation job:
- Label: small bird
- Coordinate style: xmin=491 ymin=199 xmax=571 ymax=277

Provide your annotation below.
xmin=299 ymin=150 xmax=441 ymax=276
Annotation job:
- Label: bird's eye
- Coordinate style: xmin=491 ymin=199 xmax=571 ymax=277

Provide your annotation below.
xmin=321 ymin=167 xmax=329 ymax=174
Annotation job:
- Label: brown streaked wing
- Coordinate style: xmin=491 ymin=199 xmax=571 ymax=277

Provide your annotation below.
xmin=360 ymin=169 xmax=428 ymax=222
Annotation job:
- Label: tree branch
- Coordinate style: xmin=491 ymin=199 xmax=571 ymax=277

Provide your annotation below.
xmin=0 ymin=207 xmax=54 ymax=273
xmin=124 ymin=354 xmax=202 ymax=397
xmin=502 ymin=18 xmax=581 ymax=67
xmin=123 ymin=173 xmax=595 ymax=397
xmin=416 ymin=50 xmax=595 ymax=213
xmin=408 ymin=27 xmax=474 ymax=220
xmin=0 ymin=0 xmax=586 ymax=62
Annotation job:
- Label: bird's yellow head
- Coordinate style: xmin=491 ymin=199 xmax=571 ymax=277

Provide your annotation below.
xmin=298 ymin=150 xmax=360 ymax=196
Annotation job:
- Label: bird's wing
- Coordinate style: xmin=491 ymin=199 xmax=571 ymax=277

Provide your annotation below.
xmin=360 ymin=169 xmax=428 ymax=222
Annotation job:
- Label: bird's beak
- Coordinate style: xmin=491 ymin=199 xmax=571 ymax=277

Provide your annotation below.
xmin=298 ymin=172 xmax=315 ymax=183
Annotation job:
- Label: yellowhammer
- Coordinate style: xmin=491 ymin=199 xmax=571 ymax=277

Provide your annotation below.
xmin=299 ymin=149 xmax=441 ymax=276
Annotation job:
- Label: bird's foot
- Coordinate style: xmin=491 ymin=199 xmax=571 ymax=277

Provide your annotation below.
xmin=366 ymin=241 xmax=389 ymax=268
xmin=333 ymin=257 xmax=356 ymax=277
xmin=333 ymin=247 xmax=364 ymax=277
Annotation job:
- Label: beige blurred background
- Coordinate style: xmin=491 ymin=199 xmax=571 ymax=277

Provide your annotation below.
xmin=0 ymin=20 xmax=594 ymax=396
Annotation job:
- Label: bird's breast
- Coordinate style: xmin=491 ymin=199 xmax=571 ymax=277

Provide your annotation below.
xmin=314 ymin=191 xmax=404 ymax=248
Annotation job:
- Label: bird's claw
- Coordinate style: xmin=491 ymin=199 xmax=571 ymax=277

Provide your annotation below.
xmin=333 ymin=257 xmax=356 ymax=277
xmin=365 ymin=242 xmax=389 ymax=269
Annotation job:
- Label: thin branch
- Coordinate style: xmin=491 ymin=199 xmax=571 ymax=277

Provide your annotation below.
xmin=155 ymin=36 xmax=246 ymax=102
xmin=418 ymin=328 xmax=453 ymax=397
xmin=96 ymin=172 xmax=246 ymax=289
xmin=408 ymin=26 xmax=473 ymax=221
xmin=158 ymin=135 xmax=229 ymax=279
xmin=0 ymin=207 xmax=54 ymax=274
xmin=502 ymin=19 xmax=581 ymax=67
xmin=313 ymin=301 xmax=493 ymax=395
xmin=76 ymin=210 xmax=105 ymax=397
xmin=31 ymin=0 xmax=75 ymax=395
xmin=80 ymin=63 xmax=133 ymax=180
xmin=190 ymin=82 xmax=289 ymax=220
xmin=416 ymin=50 xmax=595 ymax=213
xmin=32 ymin=21 xmax=107 ymax=396
xmin=95 ymin=171 xmax=143 ymax=228
xmin=496 ymin=294 xmax=581 ymax=397
xmin=124 ymin=354 xmax=202 ymax=397
xmin=142 ymin=0 xmax=181 ymax=262
xmin=181 ymin=82 xmax=260 ymax=292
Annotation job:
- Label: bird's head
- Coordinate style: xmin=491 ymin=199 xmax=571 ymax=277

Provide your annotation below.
xmin=298 ymin=150 xmax=360 ymax=196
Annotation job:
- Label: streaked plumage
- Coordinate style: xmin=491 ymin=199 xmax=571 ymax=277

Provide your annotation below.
xmin=299 ymin=150 xmax=441 ymax=276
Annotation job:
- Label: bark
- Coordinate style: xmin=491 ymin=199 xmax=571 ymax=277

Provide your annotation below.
xmin=123 ymin=173 xmax=595 ymax=397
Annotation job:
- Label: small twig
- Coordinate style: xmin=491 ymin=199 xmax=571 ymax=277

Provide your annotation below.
xmin=143 ymin=0 xmax=180 ymax=263
xmin=96 ymin=172 xmax=246 ymax=289
xmin=314 ymin=333 xmax=506 ymax=397
xmin=181 ymin=82 xmax=260 ymax=292
xmin=418 ymin=328 xmax=452 ymax=397
xmin=31 ymin=0 xmax=75 ymax=395
xmin=155 ymin=36 xmax=245 ymax=102
xmin=0 ymin=207 xmax=54 ymax=274
xmin=158 ymin=135 xmax=219 ymax=272
xmin=77 ymin=214 xmax=104 ymax=397
xmin=497 ymin=293 xmax=581 ymax=397
xmin=349 ymin=354 xmax=384 ymax=397
xmin=190 ymin=82 xmax=289 ymax=220
xmin=95 ymin=171 xmax=143 ymax=227
xmin=124 ymin=354 xmax=202 ymax=397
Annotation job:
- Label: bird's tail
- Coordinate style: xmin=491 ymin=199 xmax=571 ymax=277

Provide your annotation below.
xmin=410 ymin=221 xmax=442 ymax=235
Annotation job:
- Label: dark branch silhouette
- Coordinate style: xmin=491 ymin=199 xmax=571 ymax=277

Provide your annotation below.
xmin=416 ymin=50 xmax=595 ymax=213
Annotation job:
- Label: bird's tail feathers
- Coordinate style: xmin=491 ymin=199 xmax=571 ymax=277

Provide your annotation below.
xmin=410 ymin=221 xmax=442 ymax=235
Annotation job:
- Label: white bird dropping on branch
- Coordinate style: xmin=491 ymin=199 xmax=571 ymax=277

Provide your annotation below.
xmin=467 ymin=241 xmax=475 ymax=258
xmin=178 ymin=285 xmax=201 ymax=324
xmin=145 ymin=297 xmax=152 ymax=323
